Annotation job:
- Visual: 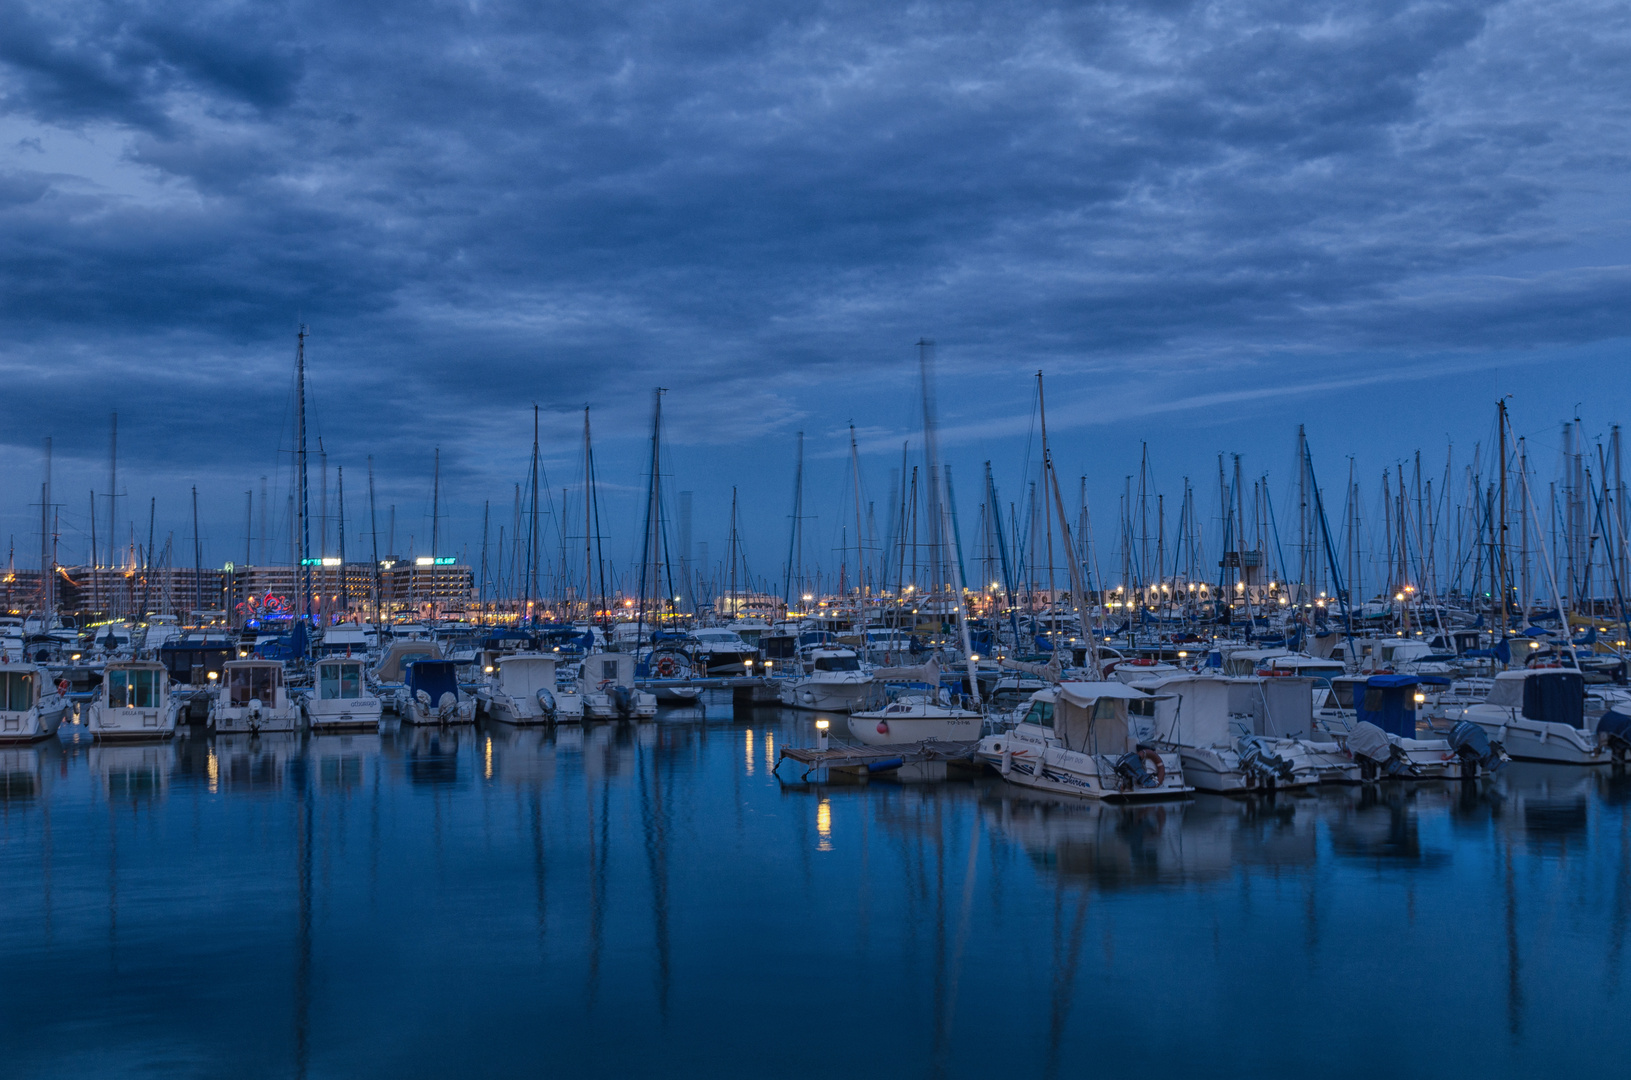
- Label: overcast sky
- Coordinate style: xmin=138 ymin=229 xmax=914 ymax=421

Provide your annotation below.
xmin=1 ymin=0 xmax=1628 ymax=592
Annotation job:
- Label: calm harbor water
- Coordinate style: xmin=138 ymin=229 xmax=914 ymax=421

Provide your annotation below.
xmin=4 ymin=697 xmax=1631 ymax=1078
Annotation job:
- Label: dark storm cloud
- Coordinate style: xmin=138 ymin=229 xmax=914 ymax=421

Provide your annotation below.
xmin=0 ymin=0 xmax=1627 ymax=555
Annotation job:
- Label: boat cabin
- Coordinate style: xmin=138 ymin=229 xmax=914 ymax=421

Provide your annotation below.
xmin=1484 ymin=669 xmax=1587 ymax=728
xmin=222 ymin=659 xmax=285 ymax=707
xmin=581 ymin=652 xmax=636 ymax=687
xmin=1020 ymin=682 xmax=1151 ymax=755
xmin=315 ymin=658 xmax=367 ymax=701
xmin=496 ymin=654 xmax=557 ymax=697
xmin=373 ymin=641 xmax=442 ymax=685
xmin=405 ymin=659 xmax=460 ymax=704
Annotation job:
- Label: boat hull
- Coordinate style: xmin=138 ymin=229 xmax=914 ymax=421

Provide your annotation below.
xmin=846 ymin=713 xmax=979 ymax=745
xmin=778 ymin=678 xmax=873 ymax=712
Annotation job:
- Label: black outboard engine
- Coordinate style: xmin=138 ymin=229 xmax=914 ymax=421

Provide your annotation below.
xmin=1597 ymin=709 xmax=1631 ymax=763
xmin=535 ymin=688 xmax=557 ymax=718
xmin=1449 ymin=720 xmax=1508 ymax=777
xmin=610 ymin=684 xmax=633 ymax=718
xmin=1346 ymin=721 xmax=1416 ymax=780
xmin=1237 ymin=735 xmax=1295 ymax=787
xmin=1112 ymin=750 xmax=1160 ymax=789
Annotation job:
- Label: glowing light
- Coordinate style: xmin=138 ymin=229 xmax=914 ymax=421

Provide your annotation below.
xmin=745 ymin=729 xmax=755 ymax=775
xmin=815 ymin=718 xmax=829 ymax=730
xmin=484 ymin=737 xmax=493 ymax=780
xmin=765 ymin=730 xmax=775 ymax=768
xmin=817 ymin=799 xmax=832 ymax=851
xmin=207 ymin=749 xmax=218 ymax=794
xmin=1413 ymin=693 xmax=1426 ymax=704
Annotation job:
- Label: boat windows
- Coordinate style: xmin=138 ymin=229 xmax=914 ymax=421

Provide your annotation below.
xmin=814 ymin=656 xmax=860 ymax=672
xmin=227 ymin=665 xmax=279 ymax=706
xmin=599 ymin=659 xmax=621 ymax=681
xmin=2 ymin=671 xmax=34 ymax=711
xmin=1486 ymin=679 xmax=1524 ymax=708
xmin=321 ymin=663 xmax=364 ymax=699
xmin=1024 ymin=701 xmax=1054 ymax=728
xmin=108 ymin=668 xmax=159 ymax=708
xmin=1331 ymin=682 xmax=1358 ymax=709
xmin=1128 ymin=697 xmax=1156 ymax=717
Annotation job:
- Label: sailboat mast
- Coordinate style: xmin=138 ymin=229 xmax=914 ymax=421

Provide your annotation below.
xmin=583 ymin=407 xmax=593 ymax=622
xmin=367 ymin=457 xmax=380 ymax=624
xmin=1039 ymin=372 xmax=1095 ymax=679
xmin=296 ymin=327 xmax=312 ymax=624
xmin=1497 ymin=400 xmax=1510 ymax=641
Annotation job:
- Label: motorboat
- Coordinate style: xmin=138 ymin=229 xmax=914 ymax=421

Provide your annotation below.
xmin=477 ymin=653 xmax=559 ymax=724
xmin=369 ymin=640 xmax=442 ymax=705
xmin=578 ymin=652 xmax=656 ymax=719
xmin=157 ymin=633 xmax=237 ymax=722
xmin=777 ymin=648 xmax=874 ymax=712
xmin=688 ymin=627 xmax=759 ymax=676
xmin=304 ymin=656 xmax=383 ymax=732
xmin=86 ymin=660 xmax=179 ymax=741
xmin=209 ymin=659 xmax=302 ymax=733
xmin=1325 ymin=674 xmax=1506 ymax=780
xmin=0 ymin=661 xmax=70 ymax=743
xmin=1454 ymin=668 xmax=1609 ymax=765
xmin=847 ymin=695 xmax=981 ymax=746
xmin=975 ymin=681 xmax=1190 ymax=800
xmin=398 ymin=658 xmax=476 ymax=725
xmin=1137 ymin=673 xmax=1324 ymax=793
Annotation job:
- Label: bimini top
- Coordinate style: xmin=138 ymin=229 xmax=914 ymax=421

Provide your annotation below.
xmin=1057 ymin=681 xmax=1152 ymax=705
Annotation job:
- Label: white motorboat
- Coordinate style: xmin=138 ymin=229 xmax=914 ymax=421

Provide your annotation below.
xmin=1455 ymin=668 xmax=1609 ymax=765
xmin=1137 ymin=673 xmax=1325 ymax=793
xmin=0 ymin=661 xmax=70 ymax=743
xmin=847 ymin=695 xmax=981 ymax=745
xmin=688 ymin=627 xmax=759 ymax=676
xmin=209 ymin=659 xmax=302 ymax=734
xmin=777 ymin=648 xmax=874 ymax=712
xmin=478 ymin=653 xmax=559 ymax=724
xmin=304 ymin=656 xmax=383 ymax=732
xmin=579 ymin=652 xmax=656 ymax=719
xmin=975 ymin=681 xmax=1191 ymax=801
xmin=1318 ymin=674 xmax=1506 ymax=780
xmin=86 ymin=660 xmax=179 ymax=741
xmin=397 ymin=658 xmax=477 ymax=725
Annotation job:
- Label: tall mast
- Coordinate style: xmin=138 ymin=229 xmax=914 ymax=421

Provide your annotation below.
xmin=1497 ymin=400 xmax=1510 ymax=641
xmin=849 ymin=423 xmax=867 ymax=639
xmin=296 ymin=326 xmax=312 ymax=624
xmin=583 ymin=407 xmax=594 ymax=622
xmin=337 ymin=466 xmax=346 ymax=566
xmin=783 ymin=432 xmax=804 ymax=609
xmin=1039 ymin=371 xmax=1094 ymax=679
xmin=40 ymin=438 xmax=52 ymax=618
xmin=108 ymin=412 xmax=117 ymax=570
xmin=192 ymin=486 xmax=202 ymax=616
xmin=368 ymin=457 xmax=380 ymax=624
xmin=530 ymin=406 xmax=541 ymax=615
xmin=430 ymin=447 xmax=440 ymax=560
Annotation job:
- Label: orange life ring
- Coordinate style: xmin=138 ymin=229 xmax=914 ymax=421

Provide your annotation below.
xmin=655 ymin=655 xmax=678 ymax=677
xmin=1138 ymin=747 xmax=1167 ymax=784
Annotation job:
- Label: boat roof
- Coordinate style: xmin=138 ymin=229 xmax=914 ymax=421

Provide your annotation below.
xmin=1057 ymin=681 xmax=1151 ymax=704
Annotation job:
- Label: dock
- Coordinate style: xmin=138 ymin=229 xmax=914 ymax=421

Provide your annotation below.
xmin=776 ymin=739 xmax=983 ymax=782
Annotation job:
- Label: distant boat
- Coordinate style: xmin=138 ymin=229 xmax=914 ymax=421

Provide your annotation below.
xmin=777 ymin=647 xmax=873 ymax=712
xmin=477 ymin=654 xmax=558 ymax=725
xmin=847 ymin=696 xmax=980 ymax=746
xmin=398 ymin=658 xmax=476 ymax=725
xmin=304 ymin=656 xmax=383 ymax=732
xmin=86 ymin=659 xmax=179 ymax=741
xmin=0 ymin=661 xmax=70 ymax=744
xmin=578 ymin=652 xmax=656 ymax=719
xmin=209 ymin=659 xmax=302 ymax=734
xmin=1456 ymin=669 xmax=1609 ymax=765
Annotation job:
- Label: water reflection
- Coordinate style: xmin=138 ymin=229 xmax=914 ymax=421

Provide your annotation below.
xmin=2 ymin=702 xmax=1630 ymax=1078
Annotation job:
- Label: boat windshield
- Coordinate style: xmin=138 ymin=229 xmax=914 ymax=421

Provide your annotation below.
xmin=228 ymin=665 xmax=280 ymax=706
xmin=320 ymin=663 xmax=364 ymax=699
xmin=1024 ymin=700 xmax=1055 ymax=728
xmin=108 ymin=668 xmax=159 ymax=708
xmin=815 ymin=656 xmax=860 ymax=672
xmin=2 ymin=671 xmax=34 ymax=711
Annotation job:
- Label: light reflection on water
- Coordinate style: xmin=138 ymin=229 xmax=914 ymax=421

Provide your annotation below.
xmin=2 ymin=696 xmax=1630 ymax=1079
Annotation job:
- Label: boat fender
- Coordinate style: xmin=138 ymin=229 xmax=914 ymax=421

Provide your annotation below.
xmin=867 ymin=757 xmax=903 ymax=773
xmin=999 ymin=747 xmax=1012 ymax=776
xmin=877 ymin=720 xmax=890 ymax=735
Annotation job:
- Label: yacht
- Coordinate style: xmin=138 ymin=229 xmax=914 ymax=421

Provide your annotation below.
xmin=398 ymin=658 xmax=476 ymax=725
xmin=304 ymin=656 xmax=383 ymax=732
xmin=1137 ymin=673 xmax=1324 ymax=793
xmin=777 ymin=647 xmax=874 ymax=712
xmin=86 ymin=660 xmax=179 ymax=741
xmin=1453 ymin=668 xmax=1609 ymax=765
xmin=0 ymin=661 xmax=70 ymax=743
xmin=368 ymin=640 xmax=442 ymax=704
xmin=847 ymin=695 xmax=981 ymax=746
xmin=209 ymin=659 xmax=302 ymax=734
xmin=477 ymin=654 xmax=559 ymax=724
xmin=578 ymin=652 xmax=656 ymax=719
xmin=689 ymin=626 xmax=759 ymax=675
xmin=975 ymin=681 xmax=1190 ymax=800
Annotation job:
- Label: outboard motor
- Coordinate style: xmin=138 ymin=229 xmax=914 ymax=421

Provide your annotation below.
xmin=1113 ymin=751 xmax=1160 ymax=789
xmin=535 ymin=688 xmax=557 ymax=719
xmin=610 ymin=684 xmax=633 ymax=718
xmin=1237 ymin=735 xmax=1295 ymax=787
xmin=1449 ymin=720 xmax=1508 ymax=776
xmin=1597 ymin=709 xmax=1631 ymax=763
xmin=1346 ymin=720 xmax=1416 ymax=780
